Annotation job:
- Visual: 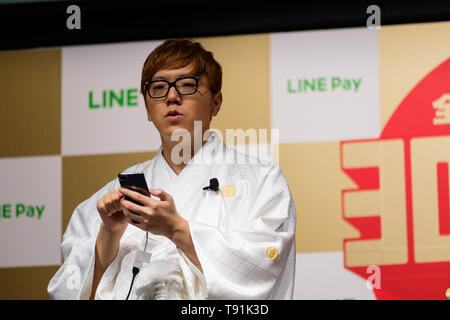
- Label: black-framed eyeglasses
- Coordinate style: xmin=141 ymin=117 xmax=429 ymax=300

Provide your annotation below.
xmin=144 ymin=76 xmax=200 ymax=99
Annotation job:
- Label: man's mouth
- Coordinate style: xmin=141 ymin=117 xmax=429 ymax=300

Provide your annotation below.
xmin=165 ymin=110 xmax=184 ymax=121
xmin=166 ymin=110 xmax=183 ymax=117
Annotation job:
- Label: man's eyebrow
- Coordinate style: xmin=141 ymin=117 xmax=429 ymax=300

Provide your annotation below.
xmin=152 ymin=73 xmax=196 ymax=80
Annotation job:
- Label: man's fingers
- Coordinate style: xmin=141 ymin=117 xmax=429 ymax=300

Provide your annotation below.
xmin=120 ymin=198 xmax=145 ymax=217
xmin=119 ymin=187 xmax=174 ymax=207
xmin=149 ymin=188 xmax=172 ymax=202
xmin=112 ymin=190 xmax=123 ymax=212
xmin=122 ymin=208 xmax=143 ymax=225
xmin=97 ymin=198 xmax=107 ymax=214
xmin=104 ymin=193 xmax=120 ymax=214
xmin=119 ymin=187 xmax=151 ymax=206
xmin=97 ymin=189 xmax=124 ymax=216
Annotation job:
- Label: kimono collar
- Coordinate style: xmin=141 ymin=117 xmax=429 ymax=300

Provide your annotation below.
xmin=154 ymin=130 xmax=223 ymax=169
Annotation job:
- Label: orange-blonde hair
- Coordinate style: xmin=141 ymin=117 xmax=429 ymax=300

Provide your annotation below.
xmin=141 ymin=39 xmax=222 ymax=97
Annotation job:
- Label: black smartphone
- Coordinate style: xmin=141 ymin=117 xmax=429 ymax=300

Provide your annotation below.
xmin=118 ymin=173 xmax=151 ymax=205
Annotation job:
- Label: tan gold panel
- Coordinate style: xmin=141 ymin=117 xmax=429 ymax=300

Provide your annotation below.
xmin=343 ymin=140 xmax=384 ymax=168
xmin=196 ymin=34 xmax=271 ymax=142
xmin=0 ymin=49 xmax=60 ymax=157
xmin=411 ymin=136 xmax=450 ymax=263
xmin=344 ymin=190 xmax=380 ymax=217
xmin=0 ymin=266 xmax=58 ymax=299
xmin=62 ymin=151 xmax=156 ymax=233
xmin=379 ymin=21 xmax=450 ymax=130
xmin=343 ymin=139 xmax=408 ymax=267
xmin=279 ymin=142 xmax=360 ymax=253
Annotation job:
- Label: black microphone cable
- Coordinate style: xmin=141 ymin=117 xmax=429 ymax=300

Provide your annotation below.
xmin=125 ymin=231 xmax=149 ymax=300
xmin=126 ymin=267 xmax=140 ymax=300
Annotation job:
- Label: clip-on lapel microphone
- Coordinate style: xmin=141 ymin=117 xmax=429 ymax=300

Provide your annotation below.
xmin=203 ymin=178 xmax=219 ymax=192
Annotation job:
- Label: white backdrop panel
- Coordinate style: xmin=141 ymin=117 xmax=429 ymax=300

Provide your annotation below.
xmin=62 ymin=41 xmax=163 ymax=156
xmin=271 ymin=27 xmax=381 ymax=143
xmin=0 ymin=156 xmax=61 ymax=268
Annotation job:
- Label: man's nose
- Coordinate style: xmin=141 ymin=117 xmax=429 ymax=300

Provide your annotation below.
xmin=166 ymin=86 xmax=181 ymax=104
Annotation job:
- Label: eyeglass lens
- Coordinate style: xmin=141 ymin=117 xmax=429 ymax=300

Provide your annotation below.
xmin=148 ymin=77 xmax=198 ymax=98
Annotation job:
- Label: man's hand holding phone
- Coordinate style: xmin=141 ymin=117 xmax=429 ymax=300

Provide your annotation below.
xmin=96 ymin=173 xmax=187 ymax=243
xmin=118 ymin=187 xmax=186 ymax=241
xmin=96 ymin=189 xmax=128 ymax=234
xmin=95 ymin=173 xmax=201 ymax=272
xmin=97 ymin=173 xmax=150 ymax=234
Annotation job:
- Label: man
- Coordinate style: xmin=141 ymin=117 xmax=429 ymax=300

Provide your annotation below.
xmin=48 ymin=39 xmax=296 ymax=299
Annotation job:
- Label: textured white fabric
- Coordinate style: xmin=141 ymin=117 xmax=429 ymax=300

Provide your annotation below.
xmin=48 ymin=132 xmax=297 ymax=300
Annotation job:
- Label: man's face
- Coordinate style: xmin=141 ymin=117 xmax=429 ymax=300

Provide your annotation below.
xmin=144 ymin=64 xmax=222 ymax=139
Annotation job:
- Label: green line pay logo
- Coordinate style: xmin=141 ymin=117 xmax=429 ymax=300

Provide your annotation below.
xmin=0 ymin=203 xmax=45 ymax=220
xmin=89 ymin=88 xmax=139 ymax=109
xmin=287 ymin=77 xmax=362 ymax=93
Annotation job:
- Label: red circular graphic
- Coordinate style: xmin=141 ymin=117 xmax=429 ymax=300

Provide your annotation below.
xmin=341 ymin=58 xmax=450 ymax=299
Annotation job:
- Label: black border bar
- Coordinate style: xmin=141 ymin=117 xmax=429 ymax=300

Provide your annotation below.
xmin=0 ymin=0 xmax=449 ymax=50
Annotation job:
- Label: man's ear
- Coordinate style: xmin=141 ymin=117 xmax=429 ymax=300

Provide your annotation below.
xmin=211 ymin=91 xmax=223 ymax=118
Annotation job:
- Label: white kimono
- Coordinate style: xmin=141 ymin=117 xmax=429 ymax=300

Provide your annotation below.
xmin=48 ymin=132 xmax=297 ymax=300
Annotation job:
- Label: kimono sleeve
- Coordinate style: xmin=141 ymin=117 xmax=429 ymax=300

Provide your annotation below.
xmin=47 ymin=180 xmax=116 ymax=300
xmin=189 ymin=164 xmax=297 ymax=299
